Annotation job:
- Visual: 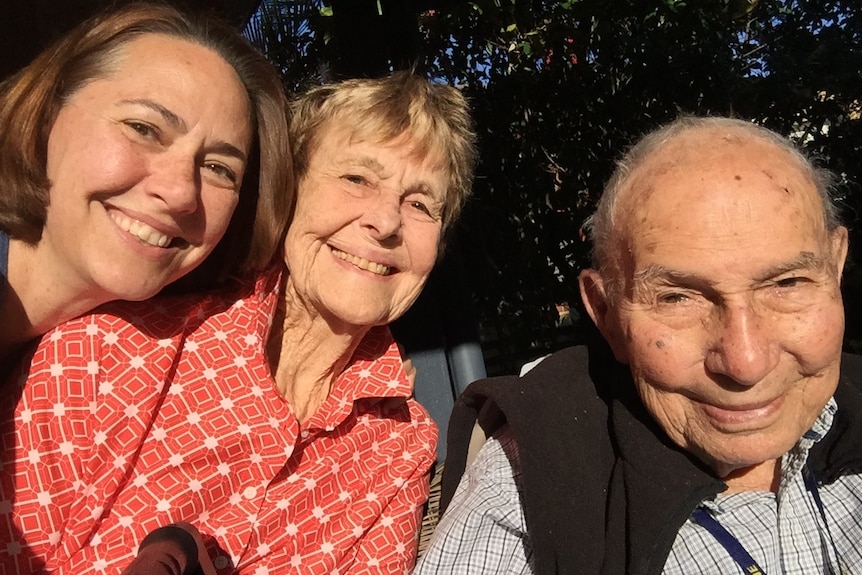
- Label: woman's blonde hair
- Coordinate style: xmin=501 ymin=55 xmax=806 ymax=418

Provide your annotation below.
xmin=289 ymin=71 xmax=476 ymax=235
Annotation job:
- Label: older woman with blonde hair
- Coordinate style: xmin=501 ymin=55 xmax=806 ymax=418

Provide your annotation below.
xmin=1 ymin=70 xmax=476 ymax=575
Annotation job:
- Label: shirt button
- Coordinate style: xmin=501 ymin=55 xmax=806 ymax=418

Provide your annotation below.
xmin=214 ymin=556 xmax=230 ymax=569
xmin=243 ymin=486 xmax=257 ymax=499
xmin=300 ymin=430 xmax=309 ymax=439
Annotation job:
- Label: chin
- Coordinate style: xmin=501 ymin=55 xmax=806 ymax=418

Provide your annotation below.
xmin=100 ymin=277 xmax=166 ymax=302
xmin=328 ymin=308 xmax=390 ymax=329
xmin=704 ymin=441 xmax=790 ymax=478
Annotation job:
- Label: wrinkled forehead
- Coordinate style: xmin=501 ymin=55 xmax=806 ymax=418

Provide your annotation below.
xmin=313 ymin=117 xmax=449 ymax=175
xmin=616 ymin=130 xmax=824 ymax=240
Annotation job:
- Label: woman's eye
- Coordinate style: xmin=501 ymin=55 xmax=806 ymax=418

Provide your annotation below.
xmin=343 ymin=174 xmax=368 ymax=185
xmin=124 ymin=120 xmax=158 ymax=139
xmin=408 ymin=200 xmax=431 ymax=215
xmin=204 ymin=162 xmax=238 ymax=184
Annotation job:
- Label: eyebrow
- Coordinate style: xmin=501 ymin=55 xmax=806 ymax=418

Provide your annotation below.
xmin=120 ymin=98 xmax=248 ymax=163
xmin=632 ymin=251 xmax=827 ymax=289
xmin=752 ymin=251 xmax=827 ymax=281
xmin=334 ymin=154 xmax=384 ymax=172
xmin=339 ymin=154 xmax=443 ymax=198
xmin=407 ymin=181 xmax=439 ymax=198
xmin=207 ymin=141 xmax=248 ymax=163
xmin=630 ymin=265 xmax=711 ymax=302
xmin=122 ymin=98 xmax=186 ymax=131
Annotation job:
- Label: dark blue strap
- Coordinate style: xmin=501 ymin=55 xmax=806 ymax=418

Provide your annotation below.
xmin=804 ymin=466 xmax=844 ymax=575
xmin=0 ymin=229 xmax=8 ymax=281
xmin=691 ymin=508 xmax=767 ymax=575
xmin=0 ymin=229 xmax=8 ymax=299
xmin=803 ymin=466 xmax=828 ymax=524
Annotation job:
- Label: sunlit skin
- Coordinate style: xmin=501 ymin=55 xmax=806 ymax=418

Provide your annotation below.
xmin=580 ymin=130 xmax=848 ymax=492
xmin=7 ymin=34 xmax=252 ymax=342
xmin=283 ymin=124 xmax=447 ymax=334
xmin=270 ymin=123 xmax=448 ymax=421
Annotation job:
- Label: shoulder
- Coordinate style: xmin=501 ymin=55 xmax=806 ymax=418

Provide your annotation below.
xmin=415 ymin=423 xmax=532 ymax=575
xmin=95 ymin=271 xmax=279 ymax=340
xmin=351 ymin=394 xmax=438 ymax=473
xmin=403 ymin=396 xmax=439 ymax=461
xmin=469 ymin=345 xmax=615 ymax=425
xmin=438 ymin=424 xmax=526 ymax=527
xmin=447 ymin=344 xmax=618 ymax=471
xmin=478 ymin=425 xmax=523 ymax=487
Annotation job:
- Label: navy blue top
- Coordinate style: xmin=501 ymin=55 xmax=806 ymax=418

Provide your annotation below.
xmin=0 ymin=230 xmax=9 ymax=300
xmin=0 ymin=229 xmax=8 ymax=297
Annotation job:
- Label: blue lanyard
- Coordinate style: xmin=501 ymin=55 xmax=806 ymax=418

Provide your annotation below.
xmin=691 ymin=508 xmax=766 ymax=574
xmin=690 ymin=466 xmax=831 ymax=575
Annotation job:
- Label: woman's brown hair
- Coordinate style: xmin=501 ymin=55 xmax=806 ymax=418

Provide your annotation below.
xmin=0 ymin=2 xmax=293 ymax=290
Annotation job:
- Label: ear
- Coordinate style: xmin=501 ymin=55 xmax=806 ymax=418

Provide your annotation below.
xmin=578 ymin=268 xmax=628 ymax=363
xmin=830 ymin=226 xmax=849 ymax=282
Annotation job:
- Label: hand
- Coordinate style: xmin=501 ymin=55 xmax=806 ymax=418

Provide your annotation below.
xmin=404 ymin=358 xmax=417 ymax=387
xmin=121 ymin=522 xmax=217 ymax=575
xmin=397 ymin=344 xmax=417 ymax=388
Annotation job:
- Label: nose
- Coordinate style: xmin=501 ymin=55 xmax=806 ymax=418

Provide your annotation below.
xmin=360 ymin=191 xmax=403 ymax=242
xmin=704 ymin=302 xmax=780 ymax=386
xmin=146 ymin=153 xmax=200 ymax=214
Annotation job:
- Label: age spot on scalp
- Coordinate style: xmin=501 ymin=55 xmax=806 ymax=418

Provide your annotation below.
xmin=734 ymin=175 xmax=742 ymax=181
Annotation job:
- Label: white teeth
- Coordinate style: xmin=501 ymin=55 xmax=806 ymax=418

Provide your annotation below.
xmin=110 ymin=212 xmax=173 ymax=248
xmin=331 ymin=248 xmax=391 ymax=276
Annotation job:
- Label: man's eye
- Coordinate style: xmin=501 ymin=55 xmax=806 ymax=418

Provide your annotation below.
xmin=658 ymin=292 xmax=689 ymax=305
xmin=775 ymin=276 xmax=806 ymax=288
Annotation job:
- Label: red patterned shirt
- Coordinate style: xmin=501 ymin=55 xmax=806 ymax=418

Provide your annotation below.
xmin=0 ymin=271 xmax=437 ymax=575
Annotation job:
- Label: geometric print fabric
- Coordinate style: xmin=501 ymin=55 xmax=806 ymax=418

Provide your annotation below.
xmin=0 ymin=270 xmax=437 ymax=574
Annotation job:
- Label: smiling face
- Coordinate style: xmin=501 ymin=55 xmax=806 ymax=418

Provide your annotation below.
xmin=40 ymin=33 xmax=252 ymax=302
xmin=580 ymin=130 xmax=848 ymax=481
xmin=283 ymin=122 xmax=447 ymax=329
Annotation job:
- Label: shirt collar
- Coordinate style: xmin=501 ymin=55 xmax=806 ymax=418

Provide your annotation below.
xmin=336 ymin=325 xmax=412 ymax=400
xmin=778 ymin=396 xmax=837 ymax=488
xmin=804 ymin=396 xmax=838 ymax=443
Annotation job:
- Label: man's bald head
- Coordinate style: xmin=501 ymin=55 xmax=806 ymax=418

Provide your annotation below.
xmin=583 ymin=117 xmax=841 ymax=295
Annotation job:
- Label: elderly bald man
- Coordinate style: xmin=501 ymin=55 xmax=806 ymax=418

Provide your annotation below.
xmin=415 ymin=117 xmax=862 ymax=575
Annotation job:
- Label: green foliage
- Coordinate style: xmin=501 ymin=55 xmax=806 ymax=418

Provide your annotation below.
xmin=244 ymin=0 xmax=336 ymax=94
xmin=420 ymin=0 xmax=862 ymax=373
xmin=248 ymin=0 xmax=862 ymax=374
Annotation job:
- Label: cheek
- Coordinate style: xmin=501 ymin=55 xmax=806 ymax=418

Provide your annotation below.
xmin=292 ymin=191 xmax=354 ymax=239
xmin=282 ymin=224 xmax=324 ymax=287
xmin=202 ymin=193 xmax=241 ymax=243
xmin=634 ymin=378 xmax=692 ymax=437
xmin=412 ymin=250 xmax=437 ymax=277
xmin=48 ymin=111 xmax=108 ymax=171
xmin=406 ymin=228 xmax=441 ymax=276
xmin=624 ymin=321 xmax=703 ymax=392
xmin=785 ymin=298 xmax=845 ymax=368
xmin=45 ymin=108 xmax=76 ymax=173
